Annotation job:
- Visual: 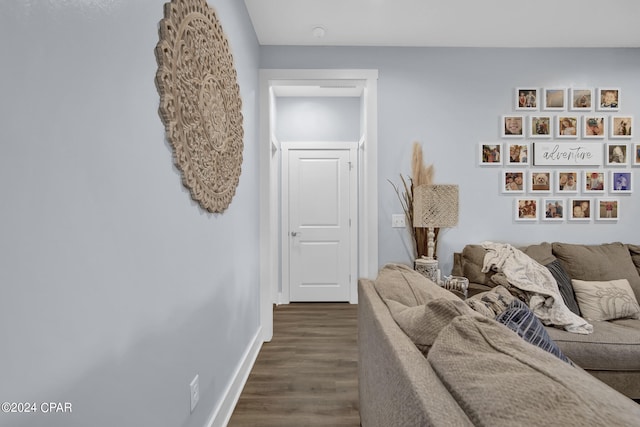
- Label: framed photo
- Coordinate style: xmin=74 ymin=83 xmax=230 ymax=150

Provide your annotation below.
xmin=529 ymin=170 xmax=552 ymax=193
xmin=502 ymin=171 xmax=526 ymax=193
xmin=610 ymin=116 xmax=633 ymax=138
xmin=606 ymin=143 xmax=628 ymax=166
xmin=556 ymin=171 xmax=579 ymax=193
xmin=542 ymin=198 xmax=565 ymax=221
xmin=634 ymin=143 xmax=640 ymax=166
xmin=610 ymin=170 xmax=633 ymax=193
xmin=596 ymin=199 xmax=619 ymax=221
xmin=505 ymin=142 xmax=530 ymax=166
xmin=583 ymin=171 xmax=605 ymax=193
xmin=582 ymin=116 xmax=606 ymax=138
xmin=543 ymin=88 xmax=566 ymax=111
xmin=570 ymin=88 xmax=593 ymax=111
xmin=529 ymin=116 xmax=552 ymax=138
xmin=515 ymin=198 xmax=538 ymax=222
xmin=479 ymin=143 xmax=503 ymax=165
xmin=556 ymin=116 xmax=579 ymax=138
xmin=502 ymin=115 xmax=524 ymax=137
xmin=569 ymin=198 xmax=592 ymax=221
xmin=597 ymin=88 xmax=620 ymax=111
xmin=515 ymin=88 xmax=538 ymax=110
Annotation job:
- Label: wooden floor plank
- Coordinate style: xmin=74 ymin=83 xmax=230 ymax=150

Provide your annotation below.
xmin=228 ymin=303 xmax=360 ymax=427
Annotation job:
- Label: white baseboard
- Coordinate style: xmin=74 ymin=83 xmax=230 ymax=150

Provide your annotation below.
xmin=205 ymin=327 xmax=263 ymax=427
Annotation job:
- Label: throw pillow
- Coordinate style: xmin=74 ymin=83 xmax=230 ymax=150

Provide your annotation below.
xmin=495 ymin=299 xmax=572 ymax=364
xmin=545 ymin=259 xmax=581 ymax=315
xmin=571 ymin=278 xmax=640 ymax=321
xmin=466 ymin=285 xmax=516 ymax=317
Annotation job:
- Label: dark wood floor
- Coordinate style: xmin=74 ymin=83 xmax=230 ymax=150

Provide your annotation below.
xmin=228 ymin=303 xmax=360 ymax=427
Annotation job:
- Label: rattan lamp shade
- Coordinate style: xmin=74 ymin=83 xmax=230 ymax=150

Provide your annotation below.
xmin=413 ymin=185 xmax=459 ymax=228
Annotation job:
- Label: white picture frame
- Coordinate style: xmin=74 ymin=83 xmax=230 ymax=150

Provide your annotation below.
xmin=610 ymin=170 xmax=633 ymax=193
xmin=556 ymin=171 xmax=579 ymax=194
xmin=515 ymin=198 xmax=538 ymax=222
xmin=633 ymin=143 xmax=640 ymax=167
xmin=502 ymin=115 xmax=524 ymax=138
xmin=606 ymin=143 xmax=629 ymax=166
xmin=529 ymin=116 xmax=552 ymax=138
xmin=542 ymin=198 xmax=565 ymax=222
xmin=570 ymin=88 xmax=593 ymax=111
xmin=502 ymin=171 xmax=526 ymax=194
xmin=596 ymin=198 xmax=620 ymax=221
xmin=515 ymin=88 xmax=539 ymax=111
xmin=529 ymin=170 xmax=552 ymax=193
xmin=556 ymin=116 xmax=579 ymax=138
xmin=582 ymin=116 xmax=606 ymax=139
xmin=583 ymin=171 xmax=606 ymax=193
xmin=569 ymin=198 xmax=592 ymax=222
xmin=505 ymin=142 xmax=530 ymax=166
xmin=479 ymin=142 xmax=503 ymax=166
xmin=532 ymin=142 xmax=604 ymax=166
xmin=597 ymin=87 xmax=620 ymax=111
xmin=610 ymin=115 xmax=633 ymax=138
xmin=543 ymin=88 xmax=566 ymax=111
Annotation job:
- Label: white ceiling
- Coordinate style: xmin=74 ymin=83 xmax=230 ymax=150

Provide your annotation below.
xmin=244 ymin=0 xmax=640 ymax=48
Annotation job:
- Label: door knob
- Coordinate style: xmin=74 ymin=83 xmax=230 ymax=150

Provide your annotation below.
xmin=291 ymin=231 xmax=300 ymax=237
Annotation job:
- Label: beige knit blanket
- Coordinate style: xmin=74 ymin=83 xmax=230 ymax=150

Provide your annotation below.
xmin=481 ymin=242 xmax=593 ymax=334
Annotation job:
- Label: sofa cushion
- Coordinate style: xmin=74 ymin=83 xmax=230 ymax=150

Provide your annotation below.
xmin=545 ymin=259 xmax=581 ymax=315
xmin=552 ymin=242 xmax=640 ymax=302
xmin=455 ymin=245 xmax=496 ymax=286
xmin=519 ymin=241 xmax=556 ymax=265
xmin=385 ymin=297 xmax=477 ymax=355
xmin=571 ymin=278 xmax=640 ymax=321
xmin=374 ymin=263 xmax=455 ymax=307
xmin=495 ymin=299 xmax=571 ymax=363
xmin=546 ymin=318 xmax=640 ymax=370
xmin=428 ymin=315 xmax=640 ymax=426
xmin=629 ymin=244 xmax=640 ymax=277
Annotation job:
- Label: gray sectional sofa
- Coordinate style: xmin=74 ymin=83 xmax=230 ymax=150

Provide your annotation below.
xmin=452 ymin=241 xmax=640 ymax=399
xmin=358 ymin=262 xmax=640 ymax=427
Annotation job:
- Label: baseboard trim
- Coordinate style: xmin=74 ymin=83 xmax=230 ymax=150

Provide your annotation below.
xmin=205 ymin=326 xmax=263 ymax=427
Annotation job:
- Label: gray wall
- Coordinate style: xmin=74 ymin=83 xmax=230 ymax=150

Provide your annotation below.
xmin=0 ymin=1 xmax=259 ymax=427
xmin=261 ymin=47 xmax=640 ymax=275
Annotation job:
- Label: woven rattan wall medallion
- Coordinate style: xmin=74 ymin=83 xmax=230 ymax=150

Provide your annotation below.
xmin=155 ymin=0 xmax=243 ymax=213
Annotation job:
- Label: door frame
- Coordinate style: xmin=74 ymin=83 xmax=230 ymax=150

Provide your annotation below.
xmin=281 ymin=141 xmax=358 ymax=304
xmin=259 ymin=69 xmax=379 ymax=342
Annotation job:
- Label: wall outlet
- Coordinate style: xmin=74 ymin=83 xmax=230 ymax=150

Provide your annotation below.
xmin=190 ymin=374 xmax=200 ymax=413
xmin=391 ymin=214 xmax=406 ymax=228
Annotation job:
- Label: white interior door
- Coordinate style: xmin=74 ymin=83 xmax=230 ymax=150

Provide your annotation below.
xmin=285 ymin=144 xmax=356 ymax=302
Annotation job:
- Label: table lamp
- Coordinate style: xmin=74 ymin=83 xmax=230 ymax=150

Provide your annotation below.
xmin=412 ymin=184 xmax=459 ymax=283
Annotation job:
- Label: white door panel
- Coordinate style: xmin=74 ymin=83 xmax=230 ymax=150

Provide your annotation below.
xmin=287 ymin=147 xmax=354 ymax=302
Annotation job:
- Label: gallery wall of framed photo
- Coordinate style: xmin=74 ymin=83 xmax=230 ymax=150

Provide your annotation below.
xmin=479 ymin=87 xmax=638 ymax=223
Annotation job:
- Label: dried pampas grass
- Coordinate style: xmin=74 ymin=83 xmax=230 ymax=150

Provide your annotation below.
xmin=389 ymin=142 xmax=440 ymax=259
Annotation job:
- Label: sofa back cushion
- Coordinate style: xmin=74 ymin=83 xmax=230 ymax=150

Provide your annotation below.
xmin=427 ymin=315 xmax=640 ymax=426
xmin=373 ymin=263 xmax=457 ymax=307
xmin=452 ymin=242 xmax=555 ymax=287
xmin=552 ymin=242 xmax=640 ymax=302
xmin=629 ymin=244 xmax=640 ymax=277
